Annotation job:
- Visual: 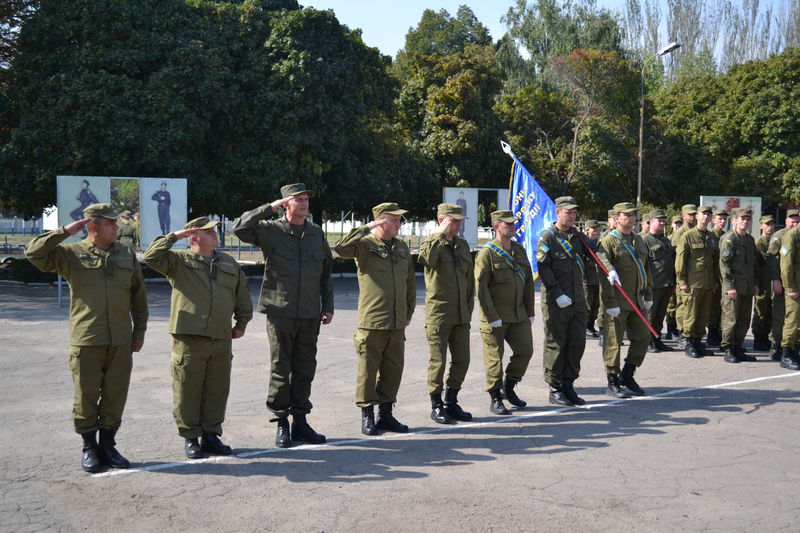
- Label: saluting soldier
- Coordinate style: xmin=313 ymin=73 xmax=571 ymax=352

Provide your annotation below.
xmin=718 ymin=208 xmax=759 ymax=363
xmin=675 ymin=206 xmax=719 ymax=358
xmin=233 ymin=183 xmax=334 ymax=448
xmin=779 ymin=225 xmax=800 ymax=370
xmin=143 ymin=217 xmax=253 ymax=458
xmin=751 ymin=215 xmax=775 ymax=351
xmin=706 ymin=209 xmax=729 ymax=347
xmin=334 ymin=203 xmax=416 ymax=435
xmin=418 ymin=203 xmax=474 ymax=424
xmin=25 ymin=204 xmax=148 ymax=473
xmin=642 ymin=209 xmax=675 ymax=352
xmin=669 ymin=204 xmax=697 ymax=345
xmin=475 ymin=210 xmax=536 ymax=415
xmin=582 ymin=220 xmax=601 ymax=337
xmin=766 ymin=210 xmax=800 ymax=361
xmin=537 ymin=197 xmax=594 ymax=406
xmin=598 ymin=202 xmax=652 ymax=397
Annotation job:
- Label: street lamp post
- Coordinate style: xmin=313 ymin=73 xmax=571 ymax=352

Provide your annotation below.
xmin=637 ymin=41 xmax=681 ymax=218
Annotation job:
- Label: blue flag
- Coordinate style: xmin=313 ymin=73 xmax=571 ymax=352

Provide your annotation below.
xmin=507 ymin=155 xmax=556 ymax=280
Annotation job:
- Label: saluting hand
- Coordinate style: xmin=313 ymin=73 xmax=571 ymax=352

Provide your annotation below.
xmin=64 ymin=217 xmax=93 ymax=235
xmin=436 ymin=216 xmax=453 ymax=235
xmin=173 ymin=227 xmax=201 ymax=240
xmin=367 ymin=218 xmax=387 ymax=231
xmin=270 ymin=196 xmax=292 ymax=211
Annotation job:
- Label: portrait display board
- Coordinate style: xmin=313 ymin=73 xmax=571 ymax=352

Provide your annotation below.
xmin=700 ymin=195 xmax=762 ymax=239
xmin=139 ymin=178 xmax=188 ymax=250
xmin=443 ymin=187 xmax=479 ymax=248
xmin=56 ymin=176 xmax=111 ymax=243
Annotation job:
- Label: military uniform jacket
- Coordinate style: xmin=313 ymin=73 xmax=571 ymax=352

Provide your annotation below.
xmin=582 ymin=234 xmax=600 ymax=286
xmin=334 ymin=226 xmax=416 ymax=330
xmin=598 ymin=231 xmax=652 ymax=311
xmin=669 ymin=224 xmax=690 ymax=247
xmin=642 ymin=232 xmax=676 ymax=288
xmin=25 ymin=228 xmax=148 ymax=346
xmin=767 ymin=228 xmax=788 ymax=281
xmin=143 ymin=234 xmax=253 ymax=339
xmin=233 ymin=205 xmax=333 ymax=319
xmin=117 ymin=223 xmax=136 ymax=247
xmin=675 ymin=227 xmax=719 ymax=289
xmin=780 ymin=227 xmax=800 ymax=294
xmin=719 ymin=230 xmax=759 ymax=295
xmin=475 ymin=239 xmax=536 ymax=324
xmin=418 ymin=232 xmax=474 ymax=326
xmin=536 ymin=225 xmax=591 ymax=305
xmin=755 ymin=235 xmax=771 ymax=289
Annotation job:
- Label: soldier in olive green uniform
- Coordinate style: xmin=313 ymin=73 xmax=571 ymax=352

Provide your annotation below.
xmin=335 ymin=202 xmax=416 ymax=435
xmin=131 ymin=212 xmax=141 ymax=251
xmin=718 ymin=208 xmax=760 ymax=363
xmin=706 ymin=209 xmax=729 ymax=347
xmin=537 ymin=197 xmax=595 ymax=407
xmin=642 ymin=209 xmax=675 ymax=352
xmin=233 ymin=183 xmax=334 ymax=448
xmin=475 ymin=210 xmax=536 ymax=415
xmin=418 ymin=203 xmax=474 ymax=424
xmin=25 ymin=204 xmax=148 ymax=473
xmin=669 ymin=204 xmax=697 ymax=342
xmin=767 ymin=210 xmax=800 ymax=361
xmin=639 ymin=213 xmax=651 ymax=237
xmin=143 ymin=217 xmax=252 ymax=458
xmin=583 ymin=220 xmax=601 ymax=337
xmin=116 ymin=210 xmax=137 ymax=250
xmin=665 ymin=214 xmax=684 ymax=339
xmin=751 ymin=215 xmax=775 ymax=351
xmin=675 ymin=205 xmax=719 ymax=358
xmin=596 ymin=210 xmax=617 ymax=344
xmin=598 ymin=202 xmax=652 ymax=397
xmin=779 ymin=226 xmax=800 ymax=370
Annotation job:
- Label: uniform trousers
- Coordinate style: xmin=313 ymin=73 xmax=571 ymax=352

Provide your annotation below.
xmin=68 ymin=343 xmax=132 ymax=435
xmin=648 ymin=286 xmax=674 ymax=336
xmin=479 ymin=320 xmax=533 ymax=391
xmin=782 ymin=295 xmax=800 ymax=348
xmin=681 ymin=288 xmax=713 ymax=338
xmin=266 ymin=316 xmax=320 ymax=421
xmin=721 ymin=294 xmax=753 ymax=348
xmin=353 ymin=328 xmax=404 ymax=407
xmin=425 ymin=322 xmax=470 ymax=395
xmin=602 ymin=309 xmax=650 ymax=374
xmin=542 ymin=301 xmax=586 ymax=386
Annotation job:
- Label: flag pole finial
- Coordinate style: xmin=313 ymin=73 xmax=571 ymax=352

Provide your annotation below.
xmin=500 ymin=140 xmax=515 ymax=159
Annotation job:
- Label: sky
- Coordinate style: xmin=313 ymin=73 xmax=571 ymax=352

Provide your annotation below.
xmin=301 ymin=0 xmax=628 ymax=57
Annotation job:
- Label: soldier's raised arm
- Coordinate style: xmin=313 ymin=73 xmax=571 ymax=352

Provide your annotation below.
xmin=334 ymin=219 xmax=385 ymax=259
xmin=232 ymin=197 xmax=289 ymax=248
xmin=24 ymin=218 xmax=93 ymax=275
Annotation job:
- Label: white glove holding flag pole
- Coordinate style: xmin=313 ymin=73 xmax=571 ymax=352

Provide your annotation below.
xmin=489 ymin=319 xmax=503 ymax=328
xmin=607 ymin=270 xmax=621 ymax=286
xmin=555 ymin=294 xmax=572 ymax=308
xmin=607 ymin=307 xmax=621 ymax=317
xmin=643 ymin=300 xmax=653 ymax=310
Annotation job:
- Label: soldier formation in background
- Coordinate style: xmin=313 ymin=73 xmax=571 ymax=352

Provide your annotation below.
xmin=24 ymin=190 xmax=800 ymax=473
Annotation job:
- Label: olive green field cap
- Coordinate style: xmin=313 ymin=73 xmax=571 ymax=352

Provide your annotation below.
xmin=372 ymin=202 xmax=408 ymax=219
xmin=607 ymin=209 xmax=616 ymax=218
xmin=555 ymin=196 xmax=578 ymax=209
xmin=697 ymin=205 xmax=713 ymax=213
xmin=491 ymin=210 xmax=517 ymax=223
xmin=681 ymin=204 xmax=698 ymax=215
xmin=730 ymin=207 xmax=752 ymax=217
xmin=133 ymin=212 xmax=140 ymax=217
xmin=787 ymin=209 xmax=800 ymax=217
xmin=613 ymin=202 xmax=636 ymax=214
xmin=437 ymin=203 xmax=465 ymax=219
xmin=183 ymin=216 xmax=220 ymax=230
xmin=642 ymin=213 xmax=651 ymax=223
xmin=583 ymin=219 xmax=599 ymax=228
xmin=759 ymin=215 xmax=775 ymax=224
xmin=648 ymin=209 xmax=667 ymax=219
xmin=280 ymin=182 xmax=309 ymax=198
xmin=713 ymin=209 xmax=728 ymax=217
xmin=83 ymin=203 xmax=119 ymax=220
xmin=671 ymin=214 xmax=683 ymax=223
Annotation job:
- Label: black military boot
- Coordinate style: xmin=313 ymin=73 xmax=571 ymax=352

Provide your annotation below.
xmin=752 ymin=334 xmax=771 ymax=352
xmin=736 ymin=346 xmax=756 ymax=362
xmin=430 ymin=394 xmax=453 ymax=424
xmin=361 ymin=406 xmax=378 ymax=436
xmin=706 ymin=328 xmax=722 ymax=348
xmin=81 ymin=432 xmax=102 ymax=473
xmin=376 ymin=403 xmax=409 ymax=433
xmin=184 ymin=437 xmax=203 ymax=459
xmin=501 ymin=378 xmax=527 ymax=408
xmin=618 ymin=363 xmax=645 ymax=396
xmin=97 ymin=428 xmax=130 ymax=469
xmin=685 ymin=338 xmax=702 ymax=359
xmin=665 ymin=320 xmax=679 ymax=340
xmin=548 ymin=384 xmax=573 ymax=406
xmin=780 ymin=347 xmax=800 ymax=370
xmin=606 ymin=374 xmax=630 ymax=399
xmin=562 ymin=380 xmax=586 ymax=406
xmin=443 ymin=387 xmax=472 ymax=421
xmin=201 ymin=432 xmax=233 ymax=455
xmin=723 ymin=347 xmax=740 ymax=363
xmin=489 ymin=389 xmax=510 ymax=415
xmin=649 ymin=336 xmax=674 ymax=353
xmin=291 ymin=414 xmax=326 ymax=444
xmin=770 ymin=344 xmax=782 ymax=361
xmin=275 ymin=417 xmax=291 ymax=448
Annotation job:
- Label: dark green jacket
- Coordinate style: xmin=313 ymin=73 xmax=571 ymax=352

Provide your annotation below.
xmin=25 ymin=228 xmax=148 ymax=346
xmin=536 ymin=225 xmax=591 ymax=304
xmin=675 ymin=227 xmax=719 ymax=289
xmin=767 ymin=228 xmax=789 ymax=281
xmin=233 ymin=205 xmax=333 ymax=319
xmin=755 ymin=234 xmax=771 ymax=289
xmin=719 ymin=230 xmax=759 ymax=295
xmin=418 ymin=232 xmax=474 ymax=326
xmin=642 ymin=232 xmax=675 ymax=289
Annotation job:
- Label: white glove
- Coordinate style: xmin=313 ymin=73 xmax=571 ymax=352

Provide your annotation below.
xmin=555 ymin=294 xmax=572 ymax=308
xmin=643 ymin=300 xmax=653 ymax=310
xmin=489 ymin=319 xmax=503 ymax=328
xmin=606 ymin=307 xmax=621 ymax=317
xmin=528 ymin=316 xmax=535 ymax=324
xmin=607 ymin=270 xmax=621 ymax=286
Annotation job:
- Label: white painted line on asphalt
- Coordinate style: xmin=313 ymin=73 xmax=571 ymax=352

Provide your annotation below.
xmin=93 ymin=370 xmax=800 ymax=478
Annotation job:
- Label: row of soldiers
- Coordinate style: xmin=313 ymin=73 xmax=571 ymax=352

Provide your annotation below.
xmin=25 ymin=186 xmax=800 ymax=474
